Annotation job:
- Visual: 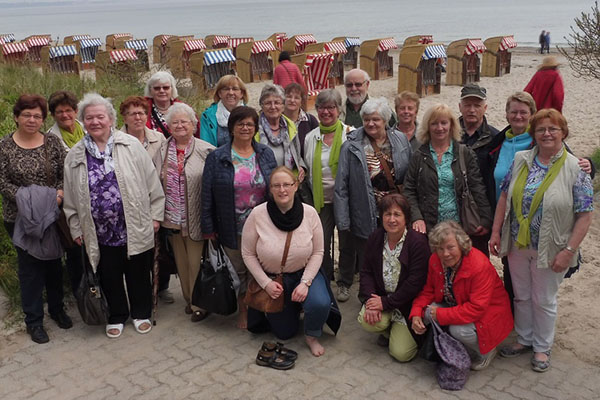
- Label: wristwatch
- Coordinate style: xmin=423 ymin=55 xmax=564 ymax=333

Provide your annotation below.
xmin=564 ymin=245 xmax=577 ymax=254
xmin=301 ymin=279 xmax=312 ymax=287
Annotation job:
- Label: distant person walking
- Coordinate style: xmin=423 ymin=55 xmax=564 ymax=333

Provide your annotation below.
xmin=544 ymin=31 xmax=551 ymax=53
xmin=538 ymin=31 xmax=546 ymax=54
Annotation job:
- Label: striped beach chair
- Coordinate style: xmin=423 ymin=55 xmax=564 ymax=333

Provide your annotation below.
xmin=282 ymin=34 xmax=317 ymax=55
xmin=41 ymin=44 xmax=79 ymax=74
xmin=0 ymin=41 xmax=29 ymax=65
xmin=403 ymin=35 xmax=434 ymax=46
xmin=0 ymin=34 xmax=16 ymax=44
xmin=152 ymin=34 xmax=176 ymax=64
xmin=482 ymin=35 xmax=517 ymax=77
xmin=332 ymin=36 xmax=360 ymax=69
xmin=205 ymin=35 xmax=231 ymax=49
xmin=169 ymin=37 xmax=207 ymax=78
xmin=25 ymin=35 xmax=52 ymax=63
xmin=360 ymin=38 xmax=398 ymax=80
xmin=446 ymin=38 xmax=486 ymax=85
xmin=95 ymin=49 xmax=138 ymax=80
xmin=122 ymin=39 xmax=149 ymax=70
xmin=304 ymin=41 xmax=347 ymax=86
xmin=398 ymin=43 xmax=447 ymax=97
xmin=190 ymin=48 xmax=236 ymax=94
xmin=106 ymin=33 xmax=133 ymax=50
xmin=290 ymin=51 xmax=334 ymax=109
xmin=64 ymin=35 xmax=91 ymax=45
xmin=236 ymin=39 xmax=277 ymax=83
xmin=75 ymin=37 xmax=103 ymax=70
xmin=228 ymin=37 xmax=253 ymax=58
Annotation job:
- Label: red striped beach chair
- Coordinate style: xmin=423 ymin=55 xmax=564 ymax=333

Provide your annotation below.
xmin=236 ymin=39 xmax=277 ymax=83
xmin=446 ymin=38 xmax=486 ymax=85
xmin=360 ymin=38 xmax=398 ymax=80
xmin=482 ymin=35 xmax=517 ymax=77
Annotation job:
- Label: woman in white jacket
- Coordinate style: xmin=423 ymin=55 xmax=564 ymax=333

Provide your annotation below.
xmin=63 ymin=93 xmax=164 ymax=339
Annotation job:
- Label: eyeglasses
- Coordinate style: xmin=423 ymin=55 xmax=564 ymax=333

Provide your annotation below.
xmin=345 ymin=81 xmax=365 ymax=88
xmin=220 ymin=86 xmax=241 ymax=92
xmin=171 ymin=120 xmax=191 ymax=126
xmin=235 ymin=122 xmax=255 ymax=129
xmin=271 ymin=183 xmax=295 ymax=190
xmin=153 ymin=86 xmax=171 ymax=91
xmin=534 ymin=127 xmax=562 ymax=135
xmin=263 ymin=101 xmax=283 ymax=107
xmin=508 ymin=110 xmax=530 ymax=117
xmin=316 ymin=105 xmax=337 ymax=112
xmin=20 ymin=113 xmax=44 ymax=120
xmin=127 ymin=111 xmax=147 ymax=118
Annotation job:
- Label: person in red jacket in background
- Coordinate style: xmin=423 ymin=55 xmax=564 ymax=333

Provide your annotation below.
xmin=273 ymin=51 xmax=307 ymax=93
xmin=410 ymin=221 xmax=513 ymax=371
xmin=524 ymin=56 xmax=564 ymax=113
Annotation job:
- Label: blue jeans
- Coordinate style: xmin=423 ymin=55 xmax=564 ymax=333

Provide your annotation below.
xmin=248 ymin=270 xmax=331 ymax=339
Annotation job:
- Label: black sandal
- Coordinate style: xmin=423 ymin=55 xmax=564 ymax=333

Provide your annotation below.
xmin=261 ymin=341 xmax=298 ymax=361
xmin=191 ymin=310 xmax=210 ymax=322
xmin=256 ymin=349 xmax=295 ymax=370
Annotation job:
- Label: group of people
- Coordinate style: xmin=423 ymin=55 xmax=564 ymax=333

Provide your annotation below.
xmin=539 ymin=30 xmax=551 ymax=54
xmin=0 ymin=66 xmax=592 ymax=373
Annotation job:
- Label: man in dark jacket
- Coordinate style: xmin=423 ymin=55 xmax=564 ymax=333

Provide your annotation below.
xmin=458 ymin=84 xmax=498 ymax=256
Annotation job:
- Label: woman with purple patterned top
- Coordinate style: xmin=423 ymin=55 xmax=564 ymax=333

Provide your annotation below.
xmin=63 ymin=93 xmax=165 ymax=339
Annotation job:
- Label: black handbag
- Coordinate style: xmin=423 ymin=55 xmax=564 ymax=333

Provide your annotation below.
xmin=192 ymin=241 xmax=238 ymax=316
xmin=418 ymin=324 xmax=441 ymax=362
xmin=76 ymin=246 xmax=109 ymax=325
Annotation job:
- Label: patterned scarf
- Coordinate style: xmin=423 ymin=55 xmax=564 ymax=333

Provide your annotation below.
xmin=163 ymin=139 xmax=190 ymax=229
xmin=216 ymin=100 xmax=243 ymax=127
xmin=83 ymin=130 xmax=115 ymax=173
xmin=151 ymin=102 xmax=169 ymax=132
xmin=258 ymin=112 xmax=293 ymax=168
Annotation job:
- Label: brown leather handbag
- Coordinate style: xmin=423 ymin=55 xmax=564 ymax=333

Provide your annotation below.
xmin=369 ymin=137 xmax=403 ymax=194
xmin=244 ymin=231 xmax=293 ymax=313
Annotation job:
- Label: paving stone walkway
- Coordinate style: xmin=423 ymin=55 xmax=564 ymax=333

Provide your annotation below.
xmin=1 ymin=280 xmax=598 ymax=400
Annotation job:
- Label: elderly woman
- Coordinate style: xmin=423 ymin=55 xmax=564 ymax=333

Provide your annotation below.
xmin=394 ymin=91 xmax=421 ymax=151
xmin=0 ymin=94 xmax=71 ymax=344
xmin=411 ymin=221 xmax=513 ymax=371
xmin=303 ymin=89 xmax=354 ymax=283
xmin=403 ymin=104 xmax=492 ymax=255
xmin=144 ymin=71 xmax=200 ymax=137
xmin=243 ymin=166 xmax=336 ymax=358
xmin=63 ymin=93 xmax=165 ymax=338
xmin=490 ymin=109 xmax=593 ymax=372
xmin=334 ymin=97 xmax=412 ymax=302
xmin=201 ymin=106 xmax=277 ymax=329
xmin=283 ymin=82 xmax=318 ymax=157
xmin=256 ymin=84 xmax=305 ymax=181
xmin=358 ymin=194 xmax=430 ymax=362
xmin=154 ymin=103 xmax=215 ymax=322
xmin=200 ymin=74 xmax=248 ymax=147
xmin=48 ymin=90 xmax=84 ymax=152
xmin=524 ymin=56 xmax=564 ymax=113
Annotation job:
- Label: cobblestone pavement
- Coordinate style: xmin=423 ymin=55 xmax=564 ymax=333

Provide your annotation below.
xmin=1 ymin=280 xmax=598 ymax=400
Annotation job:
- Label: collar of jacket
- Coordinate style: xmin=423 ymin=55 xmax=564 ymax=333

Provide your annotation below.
xmin=161 ymin=136 xmax=196 ymax=162
xmin=215 ymin=140 xmax=267 ymax=163
xmin=67 ymin=129 xmax=130 ymax=167
xmin=459 ymin=116 xmax=494 ymax=148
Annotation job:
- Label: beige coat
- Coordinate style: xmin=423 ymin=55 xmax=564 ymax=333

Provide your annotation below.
xmin=153 ymin=137 xmax=215 ymax=241
xmin=120 ymin=125 xmax=166 ymax=160
xmin=63 ymin=130 xmax=165 ymax=271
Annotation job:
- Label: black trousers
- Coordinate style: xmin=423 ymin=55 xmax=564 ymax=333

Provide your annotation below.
xmin=97 ymin=245 xmax=153 ymax=324
xmin=4 ymin=222 xmax=64 ymax=328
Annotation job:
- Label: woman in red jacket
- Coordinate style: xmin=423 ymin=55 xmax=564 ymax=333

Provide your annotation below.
xmin=524 ymin=56 xmax=564 ymax=113
xmin=410 ymin=221 xmax=513 ymax=371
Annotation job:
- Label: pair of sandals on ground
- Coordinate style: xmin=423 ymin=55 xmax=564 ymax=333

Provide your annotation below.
xmin=106 ymin=319 xmax=152 ymax=338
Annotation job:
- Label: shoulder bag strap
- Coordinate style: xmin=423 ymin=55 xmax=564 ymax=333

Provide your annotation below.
xmin=369 ymin=137 xmax=397 ymax=190
xmin=280 ymin=231 xmax=294 ymax=274
xmin=281 ymin=62 xmax=295 ymax=82
xmin=458 ymin=144 xmax=469 ymax=193
xmin=151 ymin=106 xmax=170 ymax=136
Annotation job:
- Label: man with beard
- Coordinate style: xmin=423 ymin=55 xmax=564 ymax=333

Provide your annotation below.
xmin=342 ymin=69 xmax=396 ymax=128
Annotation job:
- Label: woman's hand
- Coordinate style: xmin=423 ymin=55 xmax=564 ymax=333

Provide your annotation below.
xmin=429 ymin=305 xmax=438 ymax=322
xmin=412 ymin=316 xmax=426 ymax=334
xmin=412 ymin=220 xmax=426 ymax=234
xmin=264 ymin=280 xmax=284 ymax=299
xmin=153 ymin=220 xmax=160 ymax=233
xmin=56 ymin=189 xmax=64 ymax=206
xmin=551 ymin=249 xmax=574 ymax=273
xmin=74 ymin=236 xmax=83 ymax=246
xmin=363 ymin=309 xmax=382 ymax=325
xmin=578 ymin=158 xmax=592 ymax=174
xmin=291 ymin=282 xmax=308 ymax=302
xmin=297 ymin=168 xmax=306 ymax=183
xmin=366 ymin=294 xmax=383 ymax=311
xmin=489 ymin=231 xmax=501 ymax=257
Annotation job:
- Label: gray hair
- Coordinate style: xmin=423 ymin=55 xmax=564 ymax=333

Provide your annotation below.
xmin=315 ymin=89 xmax=342 ymax=112
xmin=164 ymin=102 xmax=198 ymax=127
xmin=144 ymin=71 xmax=179 ymax=99
xmin=359 ymin=97 xmax=392 ymax=124
xmin=78 ymin=92 xmax=116 ymax=128
xmin=428 ymin=221 xmax=472 ymax=255
xmin=344 ymin=68 xmax=370 ymax=85
xmin=259 ymin=83 xmax=285 ymax=106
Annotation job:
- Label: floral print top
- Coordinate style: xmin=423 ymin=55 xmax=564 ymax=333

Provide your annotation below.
xmin=430 ymin=142 xmax=459 ymax=224
xmin=232 ymin=149 xmax=266 ymax=235
xmin=500 ymin=153 xmax=593 ymax=249
xmin=382 ymin=231 xmax=407 ymax=324
xmin=87 ymin=151 xmax=127 ymax=246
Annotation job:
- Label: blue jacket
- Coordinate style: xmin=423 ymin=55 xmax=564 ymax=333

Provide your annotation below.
xmin=334 ymin=127 xmax=412 ymax=239
xmin=201 ymin=142 xmax=277 ymax=249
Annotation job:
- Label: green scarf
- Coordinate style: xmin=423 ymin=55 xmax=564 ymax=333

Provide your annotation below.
xmin=312 ymin=120 xmax=343 ymax=213
xmin=59 ymin=122 xmax=84 ymax=149
xmin=511 ymin=147 xmax=567 ymax=248
xmin=505 ymin=124 xmax=530 ymax=140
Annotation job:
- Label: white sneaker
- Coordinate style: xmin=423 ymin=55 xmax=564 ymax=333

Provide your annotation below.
xmin=336 ymin=285 xmax=350 ymax=302
xmin=471 ymin=347 xmax=497 ymax=371
xmin=158 ymin=289 xmax=175 ymax=304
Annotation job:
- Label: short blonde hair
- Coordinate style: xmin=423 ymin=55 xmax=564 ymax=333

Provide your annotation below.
xmin=505 ymin=91 xmax=536 ymax=115
xmin=428 ymin=221 xmax=472 ymax=255
xmin=394 ymin=91 xmax=420 ymax=113
xmin=213 ymin=75 xmax=248 ymax=104
xmin=417 ymin=104 xmax=461 ymax=144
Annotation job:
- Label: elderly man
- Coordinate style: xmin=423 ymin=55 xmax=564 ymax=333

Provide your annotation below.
xmin=343 ymin=69 xmax=396 ymax=128
xmin=394 ymin=91 xmax=421 ymax=151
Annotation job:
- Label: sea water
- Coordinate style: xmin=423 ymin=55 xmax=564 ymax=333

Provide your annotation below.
xmin=0 ymin=0 xmax=593 ymax=46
